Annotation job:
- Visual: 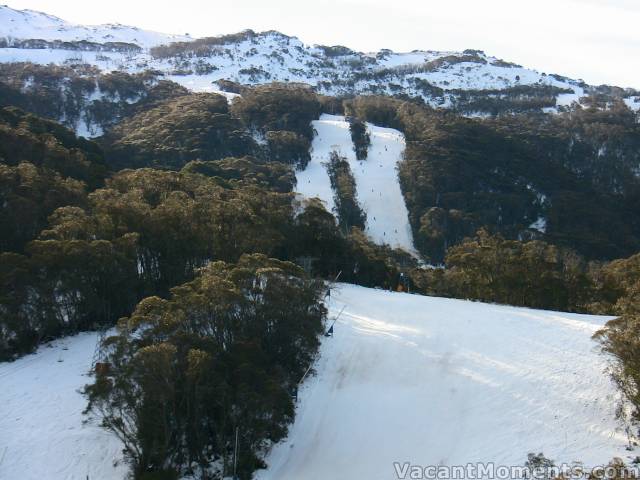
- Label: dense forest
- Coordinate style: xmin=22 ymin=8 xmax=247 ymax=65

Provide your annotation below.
xmin=344 ymin=95 xmax=640 ymax=262
xmin=1 ymin=64 xmax=640 ymax=478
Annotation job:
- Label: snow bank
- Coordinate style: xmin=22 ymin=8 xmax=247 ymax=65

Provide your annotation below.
xmin=256 ymin=284 xmax=630 ymax=480
xmin=0 ymin=332 xmax=127 ymax=480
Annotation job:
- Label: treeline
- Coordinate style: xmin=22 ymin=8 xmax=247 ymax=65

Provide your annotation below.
xmin=86 ymin=254 xmax=325 ymax=479
xmin=231 ymin=83 xmax=321 ymax=169
xmin=1 ymin=111 xmax=408 ymax=480
xmin=149 ymin=30 xmax=279 ymax=59
xmin=348 ymin=118 xmax=370 ymax=160
xmin=0 ymin=163 xmax=294 ymax=358
xmin=104 ymin=93 xmax=255 ymax=169
xmin=0 ymin=38 xmax=142 ymax=52
xmin=344 ymin=95 xmax=640 ymax=263
xmin=0 ymin=63 xmax=185 ymax=134
xmin=0 ymin=103 xmax=410 ymax=360
xmin=325 ymin=151 xmax=366 ymax=232
xmin=450 ymin=84 xmax=571 ymax=115
xmin=412 ymin=230 xmax=592 ymax=312
xmin=408 ymin=229 xmax=639 ymax=315
xmin=593 ymin=254 xmax=640 ymax=423
xmin=102 ymin=83 xmax=322 ymax=171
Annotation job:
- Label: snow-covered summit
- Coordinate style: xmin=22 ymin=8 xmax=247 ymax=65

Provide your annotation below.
xmin=0 ymin=5 xmax=191 ymax=48
xmin=2 ymin=5 xmax=637 ymax=111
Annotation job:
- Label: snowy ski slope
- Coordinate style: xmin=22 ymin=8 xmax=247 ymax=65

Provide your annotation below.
xmin=0 ymin=332 xmax=127 ymax=480
xmin=256 ymin=284 xmax=630 ymax=480
xmin=0 ymin=286 xmax=630 ymax=479
xmin=296 ymin=114 xmax=418 ymax=255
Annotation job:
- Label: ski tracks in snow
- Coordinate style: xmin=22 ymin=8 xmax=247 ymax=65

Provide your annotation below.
xmin=295 ymin=114 xmax=418 ymax=256
xmin=256 ymin=284 xmax=630 ymax=480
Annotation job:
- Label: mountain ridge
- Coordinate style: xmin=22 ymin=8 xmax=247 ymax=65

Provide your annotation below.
xmin=3 ymin=4 xmax=638 ymax=116
xmin=0 ymin=4 xmax=192 ymax=48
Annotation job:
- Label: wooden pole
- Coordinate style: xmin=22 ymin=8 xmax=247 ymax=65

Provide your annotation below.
xmin=233 ymin=426 xmax=239 ymax=479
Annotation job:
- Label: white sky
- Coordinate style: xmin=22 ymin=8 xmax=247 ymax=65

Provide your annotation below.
xmin=4 ymin=0 xmax=640 ymax=88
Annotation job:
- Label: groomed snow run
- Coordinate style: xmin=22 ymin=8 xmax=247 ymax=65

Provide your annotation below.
xmin=256 ymin=284 xmax=630 ymax=480
xmin=0 ymin=286 xmax=631 ymax=479
xmin=0 ymin=332 xmax=127 ymax=480
xmin=296 ymin=114 xmax=418 ymax=255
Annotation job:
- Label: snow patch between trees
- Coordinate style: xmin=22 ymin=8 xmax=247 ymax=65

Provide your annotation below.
xmin=296 ymin=114 xmax=418 ymax=255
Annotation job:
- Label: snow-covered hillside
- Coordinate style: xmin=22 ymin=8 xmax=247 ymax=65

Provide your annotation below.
xmin=1 ymin=286 xmax=628 ymax=480
xmin=296 ymin=114 xmax=417 ymax=254
xmin=0 ymin=5 xmax=600 ymax=109
xmin=0 ymin=332 xmax=126 ymax=480
xmin=256 ymin=284 xmax=629 ymax=480
xmin=0 ymin=5 xmax=190 ymax=48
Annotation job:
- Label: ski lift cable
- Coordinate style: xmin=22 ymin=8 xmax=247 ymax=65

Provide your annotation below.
xmin=297 ymin=304 xmax=347 ymax=389
xmin=326 ymin=304 xmax=346 ymax=335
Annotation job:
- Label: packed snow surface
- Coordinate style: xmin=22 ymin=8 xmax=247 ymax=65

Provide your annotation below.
xmin=0 ymin=286 xmax=630 ymax=479
xmin=256 ymin=284 xmax=629 ymax=480
xmin=0 ymin=332 xmax=126 ymax=480
xmin=296 ymin=114 xmax=417 ymax=254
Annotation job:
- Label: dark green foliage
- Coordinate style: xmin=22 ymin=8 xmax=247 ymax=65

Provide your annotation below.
xmin=450 ymin=84 xmax=572 ymax=115
xmin=0 ymin=164 xmax=296 ymax=359
xmin=93 ymin=168 xmax=294 ymax=293
xmin=0 ymin=163 xmax=86 ymax=253
xmin=288 ymin=198 xmax=347 ymax=276
xmin=413 ymin=230 xmax=594 ymax=312
xmin=345 ymin=96 xmax=640 ymax=263
xmin=318 ymin=95 xmax=344 ymax=115
xmin=422 ymin=53 xmax=487 ymax=71
xmin=317 ymin=45 xmax=355 ymax=57
xmin=325 ymin=151 xmax=366 ymax=232
xmin=593 ymin=255 xmax=640 ymax=421
xmin=0 ymin=106 xmax=107 ymax=186
xmin=0 ymin=107 xmax=107 ymax=253
xmin=0 ymin=252 xmax=37 ymax=360
xmin=287 ymin=198 xmax=411 ymax=286
xmin=214 ymin=79 xmax=246 ymax=95
xmin=0 ymin=63 xmax=101 ymax=125
xmin=105 ymin=93 xmax=256 ymax=169
xmin=231 ymin=83 xmax=321 ymax=140
xmin=182 ymin=157 xmax=295 ymax=192
xmin=344 ymin=96 xmax=404 ymax=130
xmin=85 ymin=254 xmax=326 ymax=479
xmin=0 ymin=63 xmax=170 ymax=133
xmin=265 ymin=130 xmax=311 ymax=168
xmin=348 ymin=118 xmax=370 ymax=160
xmin=341 ymin=229 xmax=415 ymax=288
xmin=229 ymin=83 xmax=322 ymax=170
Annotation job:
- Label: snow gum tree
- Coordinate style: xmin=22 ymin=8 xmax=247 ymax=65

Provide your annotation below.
xmin=85 ymin=254 xmax=326 ymax=479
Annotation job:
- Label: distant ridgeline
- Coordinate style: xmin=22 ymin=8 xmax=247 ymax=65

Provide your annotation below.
xmin=1 ymin=5 xmax=638 ymax=118
xmin=0 ymin=38 xmax=142 ymax=52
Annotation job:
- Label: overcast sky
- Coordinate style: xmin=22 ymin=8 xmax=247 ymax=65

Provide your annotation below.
xmin=5 ymin=0 xmax=639 ymax=88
